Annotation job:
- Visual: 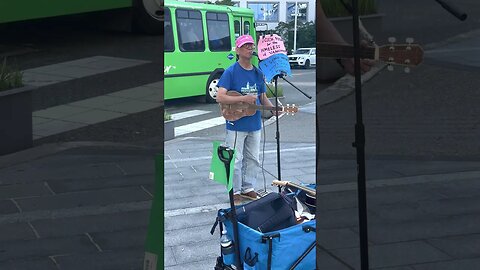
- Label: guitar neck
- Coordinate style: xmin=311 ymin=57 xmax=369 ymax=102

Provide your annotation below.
xmin=272 ymin=180 xmax=316 ymax=196
xmin=318 ymin=42 xmax=376 ymax=60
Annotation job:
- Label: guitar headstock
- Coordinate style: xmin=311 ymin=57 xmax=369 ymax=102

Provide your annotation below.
xmin=283 ymin=104 xmax=298 ymax=115
xmin=378 ymin=37 xmax=424 ymax=73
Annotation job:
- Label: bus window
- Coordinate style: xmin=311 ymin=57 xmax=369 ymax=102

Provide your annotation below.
xmin=164 ymin=8 xmax=174 ymax=52
xmin=206 ymin=12 xmax=231 ymax=52
xmin=234 ymin=20 xmax=241 ymax=38
xmin=176 ymin=9 xmax=205 ymax=52
xmin=244 ymin=21 xmax=250 ymax=35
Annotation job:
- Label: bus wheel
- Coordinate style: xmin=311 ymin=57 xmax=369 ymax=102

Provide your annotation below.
xmin=206 ymin=74 xmax=221 ymax=103
xmin=133 ymin=0 xmax=163 ymax=35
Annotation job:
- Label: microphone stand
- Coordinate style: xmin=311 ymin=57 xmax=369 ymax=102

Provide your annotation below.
xmin=349 ymin=1 xmax=369 ymax=269
xmin=434 ymin=0 xmax=467 ymax=21
xmin=270 ymin=72 xmax=312 ymax=192
xmin=347 ymin=1 xmax=467 ymax=269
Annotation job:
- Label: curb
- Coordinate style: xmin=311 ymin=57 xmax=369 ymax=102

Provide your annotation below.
xmin=0 ymin=141 xmax=156 ymax=169
xmin=318 ymin=63 xmax=386 ymax=107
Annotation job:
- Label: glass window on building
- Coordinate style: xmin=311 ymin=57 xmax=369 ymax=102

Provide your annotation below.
xmin=176 ymin=9 xmax=205 ymax=52
xmin=286 ymin=2 xmax=308 ymax=22
xmin=206 ymin=12 xmax=231 ymax=51
xmin=247 ymin=2 xmax=280 ymax=22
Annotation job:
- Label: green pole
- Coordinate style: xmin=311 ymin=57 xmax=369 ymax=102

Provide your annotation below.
xmin=143 ymin=154 xmax=164 ymax=270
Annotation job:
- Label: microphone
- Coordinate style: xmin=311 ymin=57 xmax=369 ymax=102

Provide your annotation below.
xmin=434 ymin=0 xmax=467 ymax=21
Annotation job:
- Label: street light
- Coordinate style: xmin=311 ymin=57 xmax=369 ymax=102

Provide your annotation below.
xmin=293 ymin=0 xmax=298 ymax=52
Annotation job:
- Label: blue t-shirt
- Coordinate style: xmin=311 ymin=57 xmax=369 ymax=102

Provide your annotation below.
xmin=217 ymin=62 xmax=266 ymax=131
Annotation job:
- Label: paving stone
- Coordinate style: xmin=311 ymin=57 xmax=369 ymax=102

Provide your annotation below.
xmin=0 ymin=159 xmax=126 ymax=185
xmin=116 ymin=159 xmax=155 ymax=175
xmin=373 ymin=266 xmax=415 ymax=270
xmin=165 ymin=224 xmax=217 ymax=247
xmin=31 ymin=210 xmax=149 ymax=238
xmin=54 ymin=249 xmax=144 ymax=270
xmin=171 ymin=239 xmax=218 ymax=265
xmin=164 ymin=194 xmax=225 ymax=211
xmin=370 ymin=203 xmax=433 ymax=223
xmin=164 ymin=246 xmax=177 ymax=267
xmin=365 ymin=214 xmax=480 ymax=244
xmin=164 ymin=183 xmax=227 ymax=201
xmin=316 ymin=250 xmax=353 ymax=270
xmin=0 ymin=235 xmax=98 ymax=262
xmin=317 ymin=190 xmax=358 ymax=210
xmin=316 ymin=208 xmax=360 ymax=229
xmin=0 ymin=223 xmax=36 ymax=242
xmin=368 ymin=184 xmax=446 ymax=206
xmin=417 ymin=196 xmax=480 ymax=218
xmin=165 ymin=212 xmax=217 ymax=231
xmin=165 ymin=257 xmax=218 ymax=270
xmin=16 ymin=186 xmax=151 ymax=212
xmin=412 ymin=258 xmax=480 ymax=270
xmin=0 ymin=200 xmax=20 ymax=214
xmin=317 ymin=228 xmax=360 ymax=249
xmin=331 ymin=241 xmax=451 ymax=269
xmin=0 ymin=182 xmax=51 ymax=199
xmin=427 ymin=234 xmax=480 ymax=259
xmin=0 ymin=258 xmax=57 ymax=270
xmin=46 ymin=174 xmax=153 ymax=193
xmin=90 ymin=228 xmax=147 ymax=251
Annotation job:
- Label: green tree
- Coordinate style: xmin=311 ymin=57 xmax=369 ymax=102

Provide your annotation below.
xmin=213 ymin=0 xmax=235 ymax=6
xmin=275 ymin=21 xmax=316 ymax=53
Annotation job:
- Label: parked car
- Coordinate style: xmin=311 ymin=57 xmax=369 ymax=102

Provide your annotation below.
xmin=288 ymin=48 xmax=316 ymax=69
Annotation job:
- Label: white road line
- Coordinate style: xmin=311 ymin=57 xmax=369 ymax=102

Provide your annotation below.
xmin=171 ymin=110 xmax=211 ymax=121
xmin=175 ymin=116 xmax=225 ymax=136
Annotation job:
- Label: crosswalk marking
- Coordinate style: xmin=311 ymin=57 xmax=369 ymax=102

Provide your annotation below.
xmin=175 ymin=116 xmax=225 ymax=136
xmin=171 ymin=110 xmax=211 ymax=121
xmin=23 ymin=56 xmax=150 ymax=87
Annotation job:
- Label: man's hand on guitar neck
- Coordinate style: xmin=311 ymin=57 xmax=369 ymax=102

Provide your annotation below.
xmin=338 ymin=40 xmax=376 ymax=75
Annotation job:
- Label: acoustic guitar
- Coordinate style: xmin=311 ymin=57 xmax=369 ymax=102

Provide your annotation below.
xmin=318 ymin=40 xmax=424 ymax=72
xmin=272 ymin=180 xmax=315 ymax=211
xmin=219 ymin=91 xmax=298 ymax=121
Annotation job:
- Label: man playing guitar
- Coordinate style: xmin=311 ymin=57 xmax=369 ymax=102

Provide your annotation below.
xmin=216 ymin=34 xmax=279 ymax=204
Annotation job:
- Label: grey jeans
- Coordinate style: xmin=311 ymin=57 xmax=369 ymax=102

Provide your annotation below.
xmin=225 ymin=129 xmax=261 ymax=195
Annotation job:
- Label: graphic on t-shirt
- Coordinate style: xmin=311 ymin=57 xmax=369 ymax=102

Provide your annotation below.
xmin=240 ymin=82 xmax=258 ymax=95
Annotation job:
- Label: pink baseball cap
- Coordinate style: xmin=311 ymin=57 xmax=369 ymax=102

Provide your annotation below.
xmin=235 ymin=35 xmax=255 ymax=48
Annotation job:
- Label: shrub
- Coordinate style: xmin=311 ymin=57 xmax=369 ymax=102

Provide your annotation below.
xmin=0 ymin=58 xmax=23 ymax=92
xmin=322 ymin=0 xmax=377 ymax=17
xmin=164 ymin=111 xmax=172 ymax=121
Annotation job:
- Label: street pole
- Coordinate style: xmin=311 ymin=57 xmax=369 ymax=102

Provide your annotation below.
xmin=293 ymin=0 xmax=298 ymax=52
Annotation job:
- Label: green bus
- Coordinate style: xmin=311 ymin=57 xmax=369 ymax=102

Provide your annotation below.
xmin=0 ymin=0 xmax=163 ymax=34
xmin=164 ymin=0 xmax=257 ymax=102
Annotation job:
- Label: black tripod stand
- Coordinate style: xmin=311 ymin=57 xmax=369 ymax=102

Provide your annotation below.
xmin=269 ymin=73 xmax=312 ymax=192
xmin=344 ymin=0 xmax=467 ymax=269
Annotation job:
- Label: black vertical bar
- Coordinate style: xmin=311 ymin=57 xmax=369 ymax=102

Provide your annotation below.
xmin=275 ymin=76 xmax=282 ymax=192
xmin=351 ymin=0 xmax=369 ymax=269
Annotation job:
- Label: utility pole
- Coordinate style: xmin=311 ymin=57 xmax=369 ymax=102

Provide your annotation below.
xmin=293 ymin=0 xmax=298 ymax=52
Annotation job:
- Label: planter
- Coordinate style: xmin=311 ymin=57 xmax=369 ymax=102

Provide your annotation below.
xmin=317 ymin=13 xmax=384 ymax=82
xmin=164 ymin=119 xmax=175 ymax=141
xmin=0 ymin=85 xmax=34 ymax=155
